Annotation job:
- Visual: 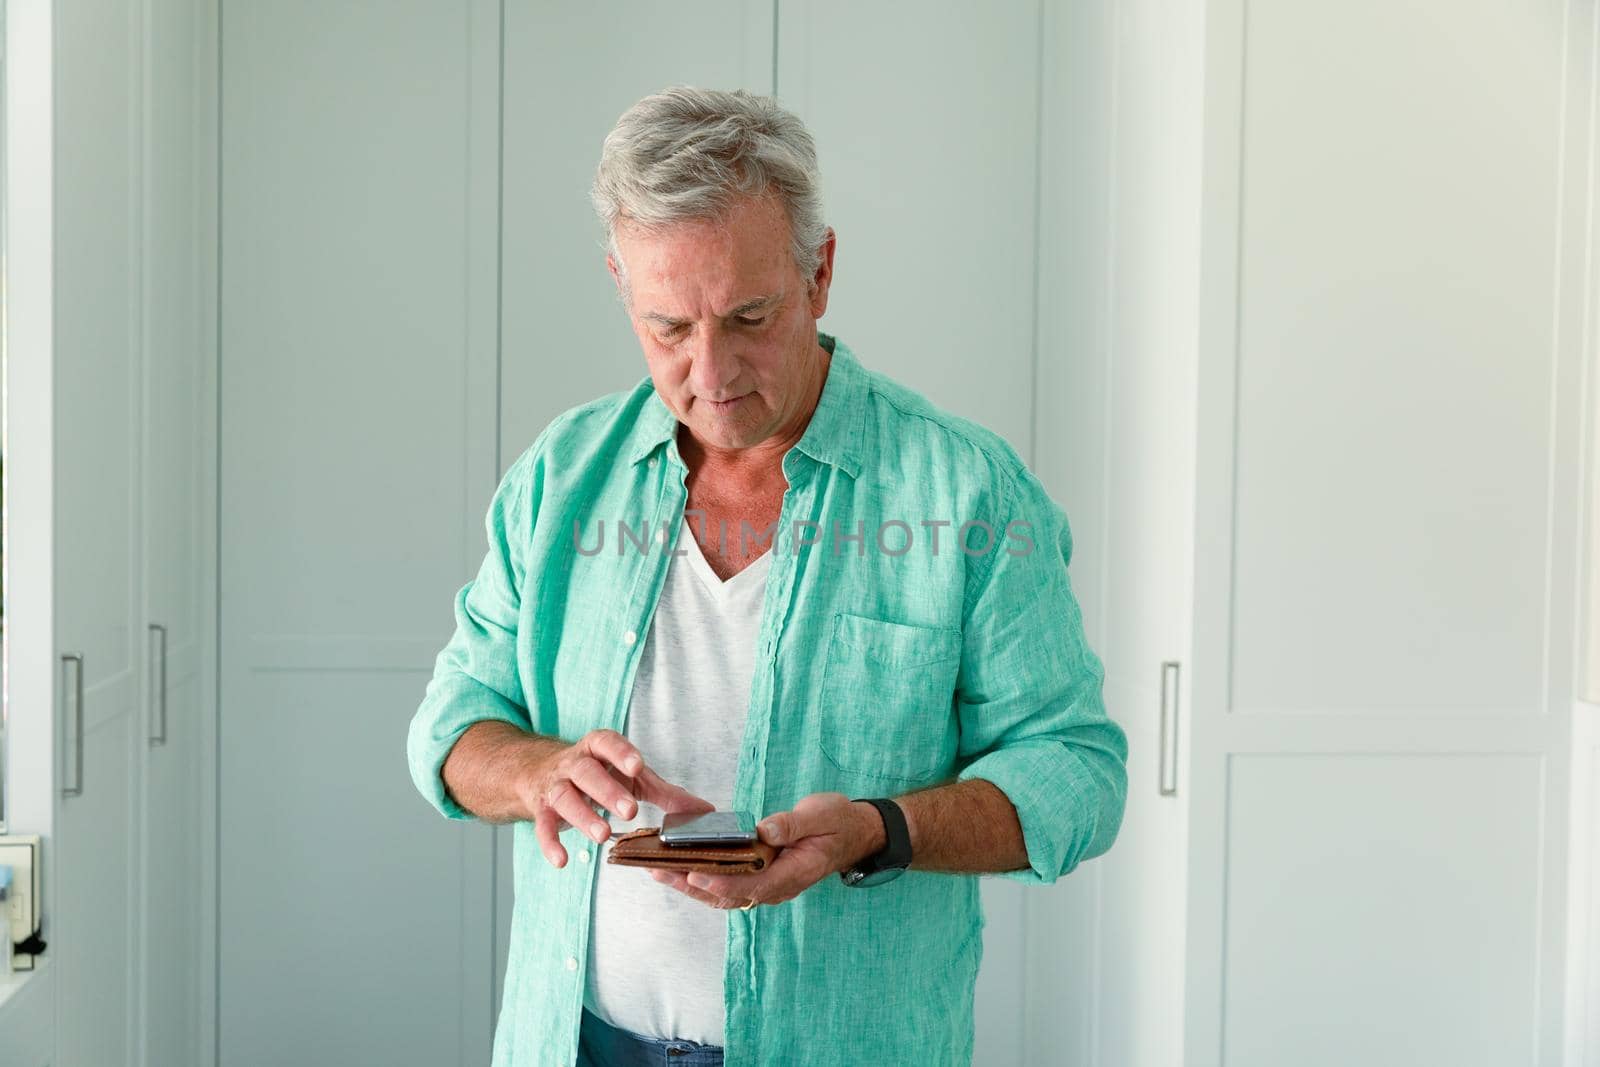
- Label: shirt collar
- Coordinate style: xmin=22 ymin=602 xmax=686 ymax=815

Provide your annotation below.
xmin=625 ymin=330 xmax=866 ymax=479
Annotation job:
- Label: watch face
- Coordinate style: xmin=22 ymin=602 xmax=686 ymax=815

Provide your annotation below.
xmin=847 ymin=864 xmax=907 ymax=888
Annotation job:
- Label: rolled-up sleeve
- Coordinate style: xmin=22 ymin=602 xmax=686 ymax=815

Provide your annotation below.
xmin=953 ymin=462 xmax=1128 ymax=884
xmin=406 ymin=439 xmax=543 ymax=821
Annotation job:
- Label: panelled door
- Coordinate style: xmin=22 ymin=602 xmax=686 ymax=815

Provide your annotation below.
xmin=1186 ymin=2 xmax=1587 ymax=1064
xmin=54 ymin=0 xmax=144 ymax=1063
xmin=218 ymin=3 xmax=503 ymax=1063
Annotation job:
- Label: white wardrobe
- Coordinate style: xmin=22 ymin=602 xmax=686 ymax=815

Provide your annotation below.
xmin=9 ymin=0 xmax=220 ymax=1066
xmin=1070 ymin=2 xmax=1596 ymax=1066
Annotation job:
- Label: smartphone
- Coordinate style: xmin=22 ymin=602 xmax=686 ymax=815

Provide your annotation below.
xmin=659 ymin=810 xmax=758 ymax=846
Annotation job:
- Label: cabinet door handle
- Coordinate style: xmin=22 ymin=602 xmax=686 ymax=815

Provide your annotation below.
xmin=148 ymin=623 xmax=168 ymax=746
xmin=1159 ymin=660 xmax=1180 ymax=797
xmin=61 ymin=653 xmax=84 ymax=798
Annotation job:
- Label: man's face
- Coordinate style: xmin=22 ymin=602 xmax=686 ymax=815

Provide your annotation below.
xmin=608 ymin=193 xmax=834 ymax=456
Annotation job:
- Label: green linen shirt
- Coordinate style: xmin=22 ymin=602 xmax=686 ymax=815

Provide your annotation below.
xmin=406 ymin=331 xmax=1128 ymax=1067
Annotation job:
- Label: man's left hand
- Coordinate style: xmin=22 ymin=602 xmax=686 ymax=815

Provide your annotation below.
xmin=645 ymin=791 xmax=885 ymax=909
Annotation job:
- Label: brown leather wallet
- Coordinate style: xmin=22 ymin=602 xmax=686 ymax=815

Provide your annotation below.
xmin=604 ymin=826 xmax=777 ymax=874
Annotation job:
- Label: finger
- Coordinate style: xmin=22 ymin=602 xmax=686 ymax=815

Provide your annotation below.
xmin=578 ymin=735 xmax=698 ymax=816
xmin=632 ymin=764 xmax=716 ymax=814
xmin=566 ymin=755 xmax=638 ymax=820
xmin=647 ymin=868 xmax=720 ymax=904
xmin=545 ymin=777 xmax=612 ymax=844
xmin=684 ymin=870 xmax=761 ymax=901
xmin=684 ymin=847 xmax=821 ymax=904
xmin=535 ymin=807 xmax=568 ymax=868
xmin=656 ymin=790 xmax=718 ymax=816
xmin=583 ymin=729 xmax=645 ymax=778
xmin=670 ymin=875 xmax=751 ymax=911
xmin=649 ymin=868 xmax=749 ymax=910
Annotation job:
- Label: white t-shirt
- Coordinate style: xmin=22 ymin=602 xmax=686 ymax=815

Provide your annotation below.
xmin=583 ymin=514 xmax=774 ymax=1045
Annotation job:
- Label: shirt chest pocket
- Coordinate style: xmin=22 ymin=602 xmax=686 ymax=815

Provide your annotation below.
xmin=817 ymin=612 xmax=964 ymax=784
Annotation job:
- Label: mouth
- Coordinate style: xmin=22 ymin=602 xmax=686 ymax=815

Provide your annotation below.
xmin=703 ymin=393 xmax=749 ymax=414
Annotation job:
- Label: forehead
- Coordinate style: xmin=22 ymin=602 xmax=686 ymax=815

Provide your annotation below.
xmin=616 ymin=194 xmax=795 ymax=314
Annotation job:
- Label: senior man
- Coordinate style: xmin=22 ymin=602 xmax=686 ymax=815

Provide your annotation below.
xmin=407 ymin=85 xmax=1127 ymax=1067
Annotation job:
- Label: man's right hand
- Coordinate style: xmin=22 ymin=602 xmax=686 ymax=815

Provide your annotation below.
xmin=524 ymin=728 xmax=714 ymax=868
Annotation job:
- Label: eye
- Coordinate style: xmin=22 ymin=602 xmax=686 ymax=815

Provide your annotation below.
xmin=737 ymin=315 xmax=767 ymax=327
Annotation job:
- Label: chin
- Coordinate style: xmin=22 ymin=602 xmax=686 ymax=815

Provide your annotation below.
xmin=701 ymin=424 xmax=751 ymax=447
xmin=695 ymin=418 xmax=758 ymax=448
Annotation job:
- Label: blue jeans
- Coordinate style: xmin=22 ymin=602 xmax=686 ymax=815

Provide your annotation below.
xmin=577 ymin=1007 xmax=725 ymax=1067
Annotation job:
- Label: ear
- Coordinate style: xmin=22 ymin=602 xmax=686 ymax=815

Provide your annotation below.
xmin=806 ymin=227 xmax=837 ymax=320
xmin=606 ymin=253 xmax=632 ymax=312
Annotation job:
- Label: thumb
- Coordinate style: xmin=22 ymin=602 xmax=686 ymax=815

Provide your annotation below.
xmin=757 ymin=810 xmax=806 ymax=847
xmin=761 ymin=793 xmax=851 ymax=845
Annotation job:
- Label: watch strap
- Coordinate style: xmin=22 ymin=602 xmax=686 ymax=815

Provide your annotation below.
xmin=849 ymin=797 xmax=912 ymax=874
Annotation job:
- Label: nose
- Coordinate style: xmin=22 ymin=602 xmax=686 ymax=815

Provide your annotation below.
xmin=686 ymin=328 xmax=743 ymax=398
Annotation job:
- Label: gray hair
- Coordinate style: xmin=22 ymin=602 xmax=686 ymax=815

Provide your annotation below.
xmin=590 ymin=85 xmax=828 ymax=307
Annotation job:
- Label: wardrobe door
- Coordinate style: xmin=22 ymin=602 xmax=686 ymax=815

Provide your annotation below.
xmin=1187 ymin=1 xmax=1587 ymax=1063
xmin=54 ymin=0 xmax=145 ymax=1062
xmin=55 ymin=715 xmax=138 ymax=1067
xmin=140 ymin=0 xmax=214 ymax=1063
xmin=219 ymin=3 xmax=502 ymax=1063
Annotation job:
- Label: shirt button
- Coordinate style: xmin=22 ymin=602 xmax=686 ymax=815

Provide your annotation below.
xmin=565 ymin=956 xmax=578 ymax=972
xmin=577 ymin=848 xmax=591 ymax=863
xmin=648 ymin=456 xmax=657 ymax=467
xmin=624 ymin=629 xmax=637 ymax=645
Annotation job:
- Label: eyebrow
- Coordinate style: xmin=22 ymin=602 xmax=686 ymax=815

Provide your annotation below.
xmin=640 ymin=292 xmax=781 ymax=328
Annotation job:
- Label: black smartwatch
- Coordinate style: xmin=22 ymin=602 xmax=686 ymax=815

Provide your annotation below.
xmin=839 ymin=797 xmax=912 ymax=887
